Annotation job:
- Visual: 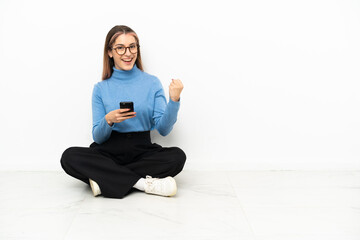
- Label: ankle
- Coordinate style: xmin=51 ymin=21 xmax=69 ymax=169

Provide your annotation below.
xmin=133 ymin=178 xmax=145 ymax=191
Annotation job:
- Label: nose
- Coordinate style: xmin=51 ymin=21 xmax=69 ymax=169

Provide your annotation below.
xmin=124 ymin=47 xmax=132 ymax=56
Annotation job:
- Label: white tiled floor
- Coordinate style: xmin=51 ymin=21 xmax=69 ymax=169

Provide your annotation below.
xmin=0 ymin=171 xmax=359 ymax=240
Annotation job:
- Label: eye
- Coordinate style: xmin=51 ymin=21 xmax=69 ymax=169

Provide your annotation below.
xmin=116 ymin=46 xmax=124 ymax=50
xmin=130 ymin=45 xmax=136 ymax=49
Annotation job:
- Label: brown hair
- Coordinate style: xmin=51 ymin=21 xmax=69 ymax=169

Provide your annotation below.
xmin=102 ymin=25 xmax=144 ymax=80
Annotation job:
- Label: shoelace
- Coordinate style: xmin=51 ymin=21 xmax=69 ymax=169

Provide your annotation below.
xmin=145 ymin=175 xmax=162 ymax=192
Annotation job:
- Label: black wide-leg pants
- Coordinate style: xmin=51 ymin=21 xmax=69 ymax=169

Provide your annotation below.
xmin=60 ymin=131 xmax=186 ymax=198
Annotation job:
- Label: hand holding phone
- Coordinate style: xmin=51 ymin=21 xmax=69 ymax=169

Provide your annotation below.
xmin=104 ymin=102 xmax=136 ymax=126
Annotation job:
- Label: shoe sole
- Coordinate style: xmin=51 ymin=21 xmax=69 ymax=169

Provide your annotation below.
xmin=89 ymin=179 xmax=101 ymax=197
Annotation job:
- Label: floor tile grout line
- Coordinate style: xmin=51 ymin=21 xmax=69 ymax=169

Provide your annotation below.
xmin=226 ymin=174 xmax=257 ymax=239
xmin=62 ymin=188 xmax=88 ymax=240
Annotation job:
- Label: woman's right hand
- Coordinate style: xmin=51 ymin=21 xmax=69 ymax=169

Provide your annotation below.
xmin=105 ymin=109 xmax=136 ymax=126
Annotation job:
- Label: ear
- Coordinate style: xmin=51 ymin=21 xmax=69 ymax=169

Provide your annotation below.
xmin=108 ymin=50 xmax=113 ymax=58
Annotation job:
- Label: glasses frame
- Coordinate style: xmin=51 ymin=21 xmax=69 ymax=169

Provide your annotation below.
xmin=112 ymin=44 xmax=140 ymax=56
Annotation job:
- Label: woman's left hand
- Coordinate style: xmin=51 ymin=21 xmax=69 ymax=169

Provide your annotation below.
xmin=169 ymin=79 xmax=183 ymax=102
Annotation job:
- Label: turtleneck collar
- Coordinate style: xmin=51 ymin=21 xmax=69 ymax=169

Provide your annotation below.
xmin=111 ymin=64 xmax=141 ymax=80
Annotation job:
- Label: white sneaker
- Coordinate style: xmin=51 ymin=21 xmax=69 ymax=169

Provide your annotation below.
xmin=89 ymin=179 xmax=101 ymax=197
xmin=144 ymin=176 xmax=177 ymax=197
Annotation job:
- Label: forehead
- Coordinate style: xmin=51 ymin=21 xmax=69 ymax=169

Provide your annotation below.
xmin=114 ymin=33 xmax=136 ymax=45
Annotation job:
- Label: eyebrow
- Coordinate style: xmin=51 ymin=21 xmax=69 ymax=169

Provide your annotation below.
xmin=114 ymin=43 xmax=136 ymax=46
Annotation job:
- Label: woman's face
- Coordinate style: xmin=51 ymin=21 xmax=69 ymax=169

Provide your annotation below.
xmin=108 ymin=33 xmax=138 ymax=71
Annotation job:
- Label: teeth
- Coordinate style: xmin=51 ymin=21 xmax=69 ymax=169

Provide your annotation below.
xmin=123 ymin=59 xmax=132 ymax=62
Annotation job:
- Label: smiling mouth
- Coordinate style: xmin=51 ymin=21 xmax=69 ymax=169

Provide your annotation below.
xmin=122 ymin=59 xmax=133 ymax=62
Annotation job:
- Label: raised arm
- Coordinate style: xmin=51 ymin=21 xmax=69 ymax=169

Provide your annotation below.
xmin=153 ymin=79 xmax=183 ymax=136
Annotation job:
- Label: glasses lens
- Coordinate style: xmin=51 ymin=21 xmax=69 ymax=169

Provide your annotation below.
xmin=116 ymin=47 xmax=125 ymax=55
xmin=129 ymin=45 xmax=138 ymax=54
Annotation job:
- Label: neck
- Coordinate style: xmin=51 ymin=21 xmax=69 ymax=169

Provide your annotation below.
xmin=111 ymin=65 xmax=140 ymax=80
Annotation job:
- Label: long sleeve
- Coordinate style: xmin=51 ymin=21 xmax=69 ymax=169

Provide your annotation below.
xmin=153 ymin=81 xmax=180 ymax=136
xmin=90 ymin=65 xmax=181 ymax=140
xmin=92 ymin=84 xmax=114 ymax=144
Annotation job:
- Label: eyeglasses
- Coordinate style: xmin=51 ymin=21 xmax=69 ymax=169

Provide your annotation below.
xmin=112 ymin=44 xmax=139 ymax=55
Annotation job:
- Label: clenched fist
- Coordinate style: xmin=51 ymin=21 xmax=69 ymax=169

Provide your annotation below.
xmin=169 ymin=79 xmax=184 ymax=102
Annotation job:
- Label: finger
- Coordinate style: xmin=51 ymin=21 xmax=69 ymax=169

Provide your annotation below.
xmin=172 ymin=79 xmax=181 ymax=86
xmin=121 ymin=112 xmax=136 ymax=117
xmin=176 ymin=81 xmax=183 ymax=87
xmin=119 ymin=108 xmax=131 ymax=113
xmin=171 ymin=79 xmax=179 ymax=84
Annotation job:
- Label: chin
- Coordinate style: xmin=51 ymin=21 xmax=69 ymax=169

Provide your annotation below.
xmin=122 ymin=64 xmax=134 ymax=71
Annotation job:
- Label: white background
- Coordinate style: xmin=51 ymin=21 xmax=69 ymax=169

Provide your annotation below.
xmin=0 ymin=0 xmax=359 ymax=171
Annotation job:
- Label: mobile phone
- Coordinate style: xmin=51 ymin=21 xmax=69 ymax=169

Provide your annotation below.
xmin=120 ymin=101 xmax=134 ymax=113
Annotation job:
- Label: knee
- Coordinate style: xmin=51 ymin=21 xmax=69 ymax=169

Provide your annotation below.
xmin=60 ymin=147 xmax=78 ymax=170
xmin=172 ymin=147 xmax=186 ymax=169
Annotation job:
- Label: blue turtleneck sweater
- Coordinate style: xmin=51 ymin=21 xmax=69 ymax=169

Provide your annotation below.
xmin=92 ymin=65 xmax=180 ymax=144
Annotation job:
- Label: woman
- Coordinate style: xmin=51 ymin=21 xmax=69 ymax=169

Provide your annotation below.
xmin=60 ymin=25 xmax=186 ymax=199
